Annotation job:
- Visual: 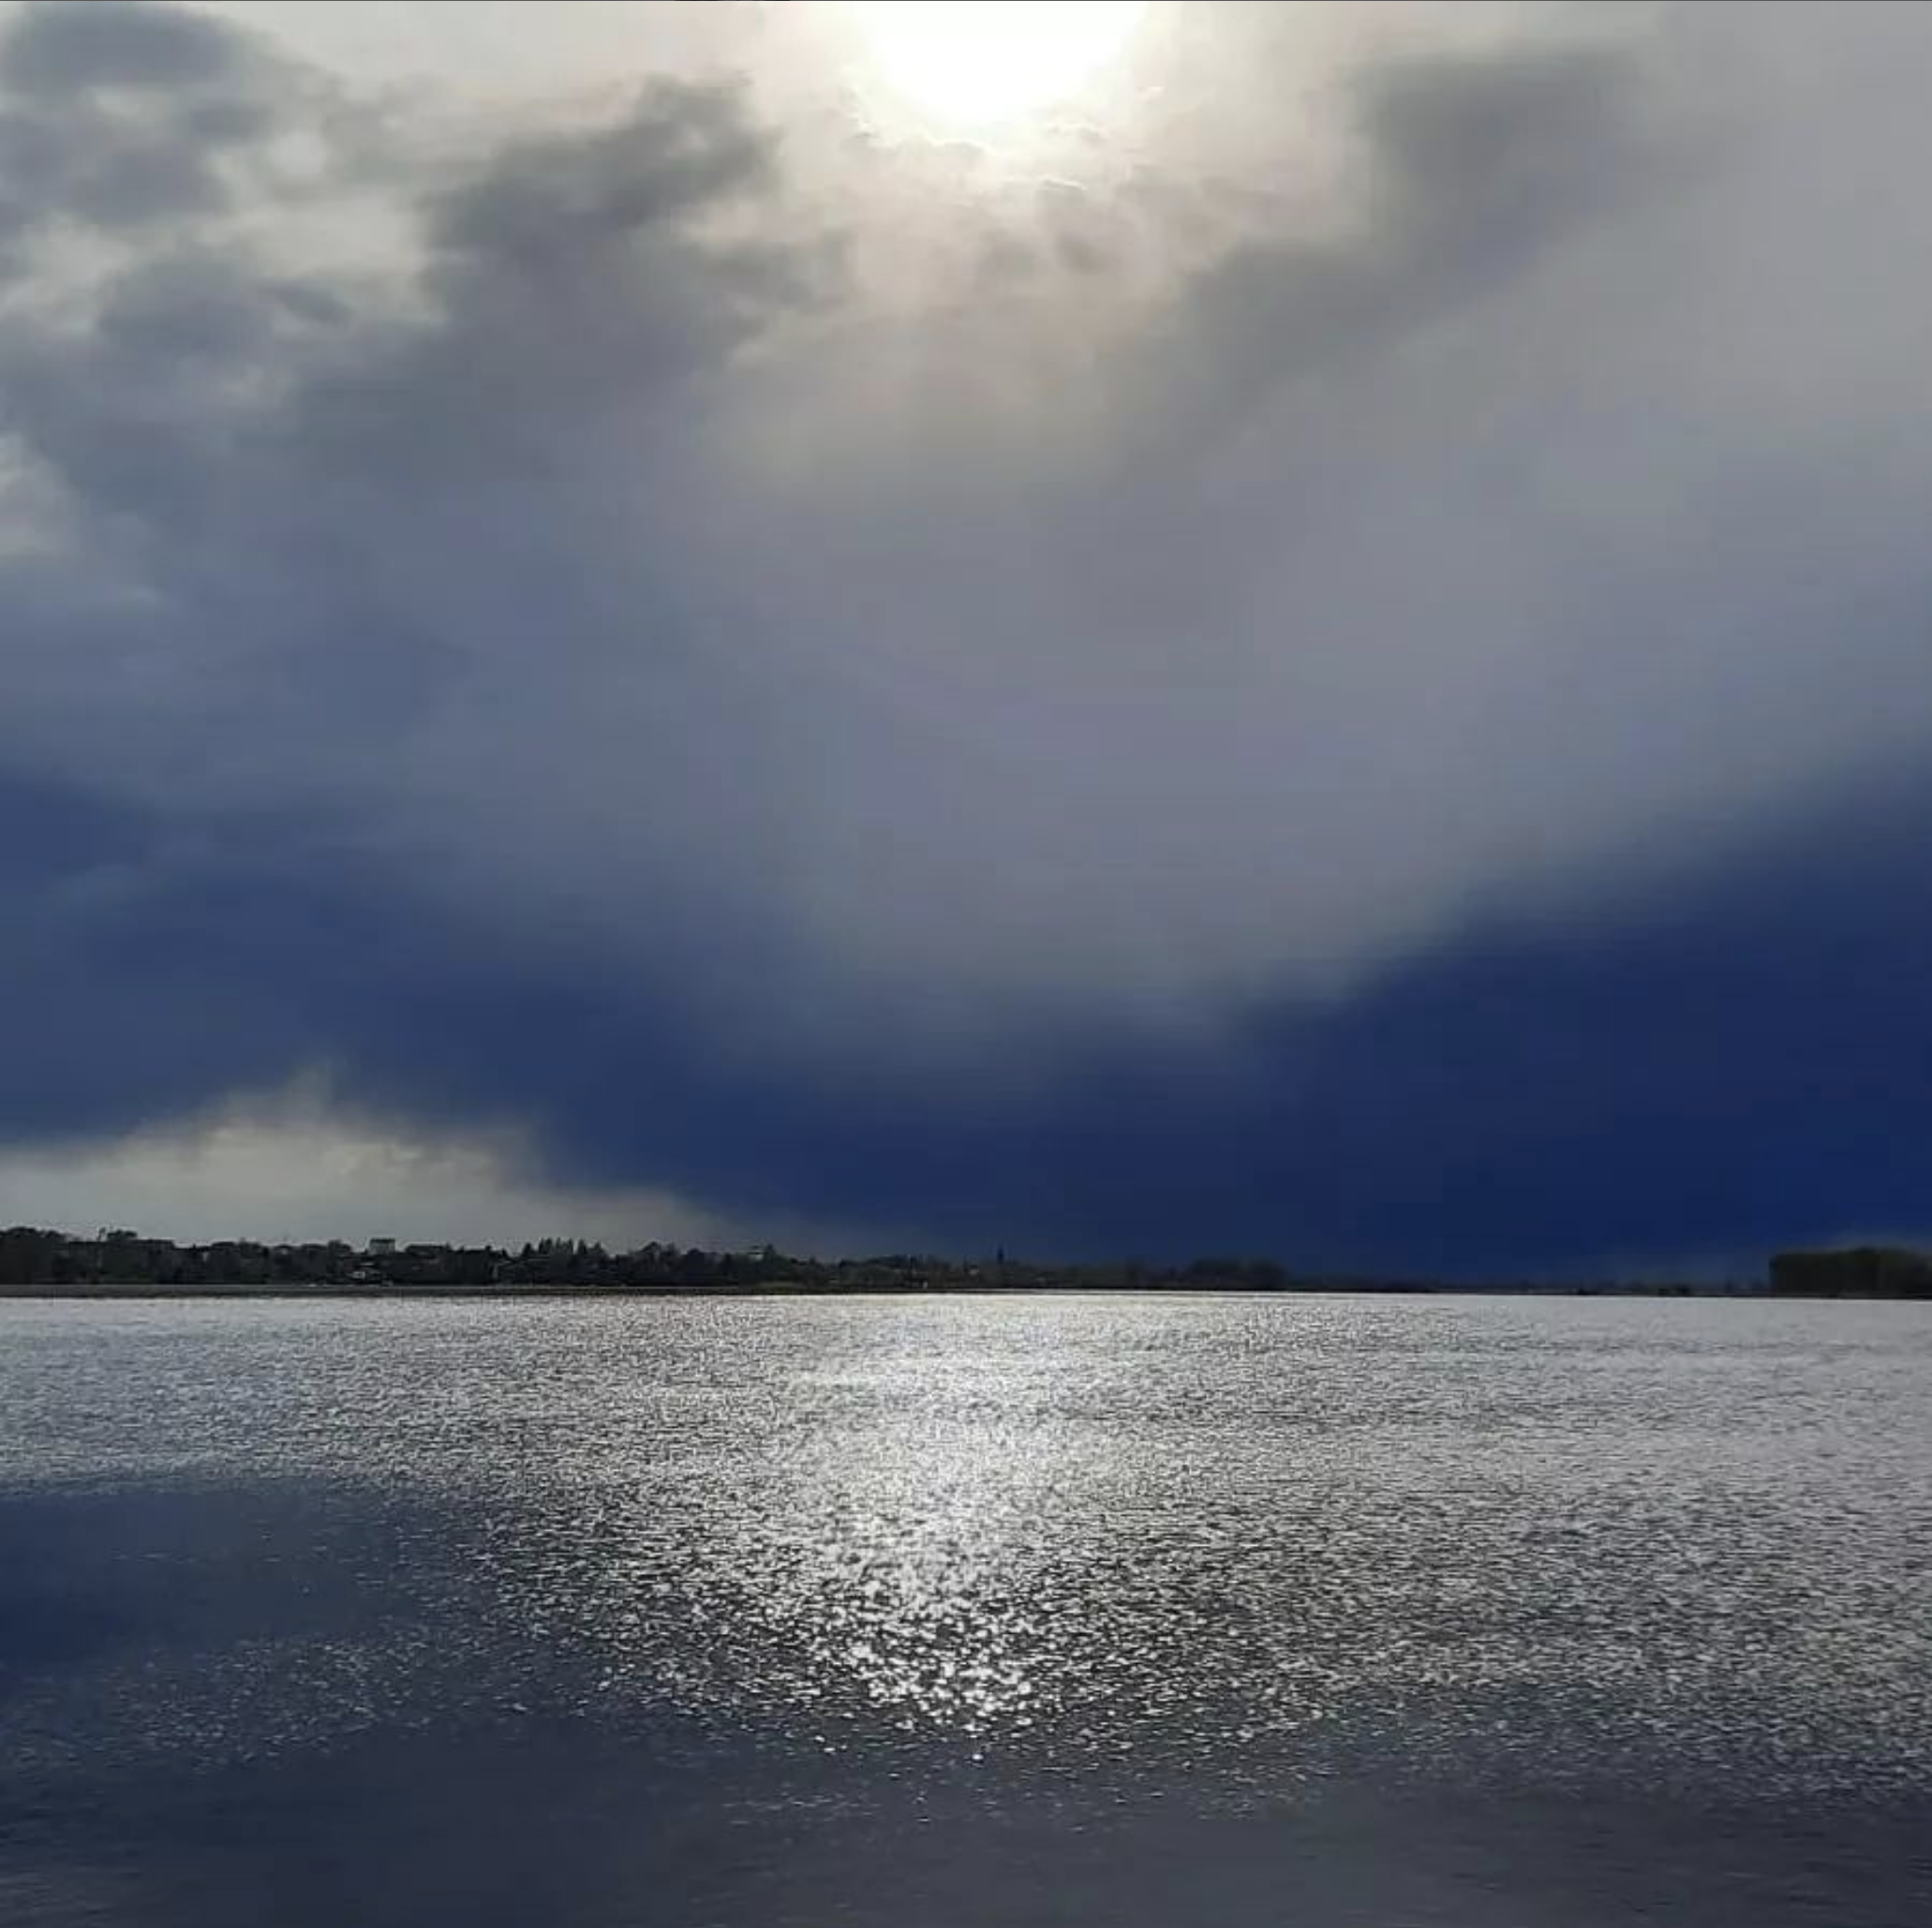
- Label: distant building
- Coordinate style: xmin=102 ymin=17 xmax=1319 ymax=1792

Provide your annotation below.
xmin=365 ymin=1237 xmax=395 ymax=1257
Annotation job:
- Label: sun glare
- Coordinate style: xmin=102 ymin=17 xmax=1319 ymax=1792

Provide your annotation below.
xmin=847 ymin=1 xmax=1146 ymax=133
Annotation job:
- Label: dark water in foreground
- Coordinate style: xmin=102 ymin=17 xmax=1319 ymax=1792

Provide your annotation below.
xmin=2 ymin=1295 xmax=1928 ymax=1926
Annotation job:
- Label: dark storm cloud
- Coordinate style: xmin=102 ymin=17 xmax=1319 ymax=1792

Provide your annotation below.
xmin=0 ymin=770 xmax=320 ymax=1143
xmin=291 ymin=81 xmax=825 ymax=493
xmin=6 ymin=2 xmax=1932 ymax=1267
xmin=0 ymin=2 xmax=293 ymax=243
xmin=0 ymin=9 xmax=831 ymax=1155
xmin=498 ymin=767 xmax=1932 ymax=1279
xmin=433 ymin=79 xmax=777 ymax=261
xmin=0 ymin=89 xmax=233 ymax=234
xmin=1 ymin=0 xmax=253 ymax=96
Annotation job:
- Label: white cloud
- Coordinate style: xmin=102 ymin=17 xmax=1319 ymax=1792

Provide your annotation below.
xmin=0 ymin=1082 xmax=869 ymax=1253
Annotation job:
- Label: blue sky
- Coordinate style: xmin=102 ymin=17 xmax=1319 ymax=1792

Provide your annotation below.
xmin=3 ymin=1 xmax=1930 ymax=1274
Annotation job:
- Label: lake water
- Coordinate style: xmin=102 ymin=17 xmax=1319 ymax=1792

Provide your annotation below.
xmin=2 ymin=1294 xmax=1928 ymax=1926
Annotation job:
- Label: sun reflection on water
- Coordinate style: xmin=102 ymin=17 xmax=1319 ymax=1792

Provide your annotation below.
xmin=125 ymin=1290 xmax=1922 ymax=1796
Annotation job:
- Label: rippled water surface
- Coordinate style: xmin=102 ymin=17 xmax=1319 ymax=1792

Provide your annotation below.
xmin=3 ymin=1294 xmax=1929 ymax=1925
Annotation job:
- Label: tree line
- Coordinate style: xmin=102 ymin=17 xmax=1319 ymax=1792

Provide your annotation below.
xmin=0 ymin=1224 xmax=1780 ymax=1294
xmin=0 ymin=1225 xmax=1307 ymax=1292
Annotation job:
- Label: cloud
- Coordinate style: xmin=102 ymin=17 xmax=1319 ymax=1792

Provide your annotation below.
xmin=664 ymin=4 xmax=1932 ymax=1046
xmin=5 ymin=3 xmax=1932 ymax=1265
xmin=2 ymin=0 xmax=253 ymax=96
xmin=0 ymin=0 xmax=296 ymax=247
xmin=0 ymin=1076 xmax=869 ymax=1253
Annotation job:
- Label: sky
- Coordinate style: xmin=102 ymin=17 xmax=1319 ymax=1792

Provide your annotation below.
xmin=4 ymin=0 xmax=1932 ymax=1276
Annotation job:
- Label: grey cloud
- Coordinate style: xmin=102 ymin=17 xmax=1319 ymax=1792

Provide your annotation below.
xmin=55 ymin=110 xmax=230 ymax=225
xmin=0 ymin=94 xmax=230 ymax=230
xmin=1362 ymin=38 xmax=1654 ymax=269
xmin=0 ymin=3 xmax=301 ymax=243
xmin=1054 ymin=229 xmax=1112 ymax=276
xmin=1 ymin=0 xmax=257 ymax=96
xmin=284 ymin=81 xmax=822 ymax=496
xmin=661 ymin=6 xmax=1932 ymax=1043
xmin=8 ymin=1 xmax=1932 ymax=1098
xmin=433 ymin=78 xmax=777 ymax=267
xmin=0 ymin=48 xmax=832 ymax=969
xmin=93 ymin=251 xmax=302 ymax=363
xmin=1156 ymin=34 xmax=1674 ymax=442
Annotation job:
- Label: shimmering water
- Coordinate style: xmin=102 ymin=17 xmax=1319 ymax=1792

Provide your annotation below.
xmin=2 ymin=1295 xmax=1929 ymax=1925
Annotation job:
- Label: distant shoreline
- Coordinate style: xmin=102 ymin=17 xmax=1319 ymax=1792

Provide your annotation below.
xmin=6 ymin=1230 xmax=1926 ymax=1299
xmin=0 ymin=1280 xmax=1797 ymax=1301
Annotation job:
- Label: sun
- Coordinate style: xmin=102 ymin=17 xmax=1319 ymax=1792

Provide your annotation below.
xmin=845 ymin=1 xmax=1146 ymax=133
